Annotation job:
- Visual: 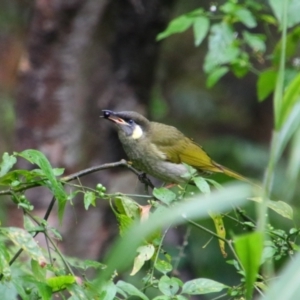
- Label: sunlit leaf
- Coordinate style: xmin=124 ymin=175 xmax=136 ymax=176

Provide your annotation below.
xmin=269 ymin=0 xmax=300 ymax=28
xmin=193 ymin=16 xmax=209 ymax=46
xmin=209 ymin=212 xmax=227 ymax=257
xmin=243 ymin=31 xmax=266 ymax=52
xmin=17 ymin=150 xmax=67 ymax=222
xmin=84 ymin=191 xmax=96 ymax=210
xmin=1 ymin=227 xmax=47 ymax=267
xmin=182 ymin=278 xmax=228 ymax=295
xmin=116 ymin=281 xmax=149 ymax=300
xmin=235 ymin=8 xmax=257 ymax=28
xmin=130 ymin=244 xmax=155 ymax=276
xmin=157 ymin=15 xmax=193 ymax=41
xmin=158 ymin=275 xmax=182 ymax=296
xmin=249 ymin=197 xmax=293 ymax=220
xmin=153 ymin=188 xmax=176 ymax=204
xmin=155 ymin=259 xmax=173 ymax=274
xmin=0 ymin=153 xmax=17 ymax=177
xmin=204 ymin=23 xmax=240 ymax=73
xmin=47 ymin=275 xmax=76 ymax=292
xmin=234 ymin=232 xmax=263 ymax=300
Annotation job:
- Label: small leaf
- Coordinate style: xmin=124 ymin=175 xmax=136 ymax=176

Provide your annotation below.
xmin=234 ymin=232 xmax=263 ymax=300
xmin=0 ymin=153 xmax=17 ymax=177
xmin=97 ymin=281 xmax=117 ymax=300
xmin=269 ymin=0 xmax=300 ymax=28
xmin=1 ymin=227 xmax=47 ymax=266
xmin=130 ymin=244 xmax=155 ymax=276
xmin=193 ymin=16 xmax=210 ymax=46
xmin=0 ymin=249 xmax=11 ymax=280
xmin=182 ymin=278 xmax=227 ymax=295
xmin=116 ymin=281 xmax=149 ymax=300
xmin=115 ymin=195 xmax=139 ymax=218
xmin=84 ymin=191 xmax=96 ymax=210
xmin=157 ymin=15 xmax=193 ymax=41
xmin=115 ymin=214 xmax=133 ymax=236
xmin=155 ymin=259 xmax=173 ymax=274
xmin=31 ymin=259 xmax=47 ymax=282
xmin=47 ymin=275 xmax=76 ymax=292
xmin=278 ymin=73 xmax=300 ymax=129
xmin=17 ymin=150 xmax=68 ymax=222
xmin=158 ymin=275 xmax=182 ymax=296
xmin=209 ymin=212 xmax=227 ymax=257
xmin=153 ymin=188 xmax=176 ymax=204
xmin=249 ymin=197 xmax=293 ymax=219
xmin=257 ymin=69 xmax=277 ymax=101
xmin=206 ymin=67 xmax=229 ymax=88
xmin=193 ymin=177 xmax=211 ymax=194
xmin=204 ymin=23 xmax=240 ymax=73
xmin=234 ymin=8 xmax=257 ymax=28
xmin=243 ymin=31 xmax=266 ymax=52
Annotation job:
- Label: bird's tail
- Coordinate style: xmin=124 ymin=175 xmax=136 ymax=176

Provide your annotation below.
xmin=215 ymin=163 xmax=259 ymax=187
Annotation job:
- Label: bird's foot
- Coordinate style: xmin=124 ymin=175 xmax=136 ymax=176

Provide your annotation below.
xmin=138 ymin=172 xmax=155 ymax=189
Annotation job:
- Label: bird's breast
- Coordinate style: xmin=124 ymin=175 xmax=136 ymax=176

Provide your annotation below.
xmin=119 ymin=135 xmax=189 ymax=183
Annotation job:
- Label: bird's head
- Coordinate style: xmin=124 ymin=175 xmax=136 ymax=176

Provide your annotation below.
xmin=102 ymin=110 xmax=150 ymax=139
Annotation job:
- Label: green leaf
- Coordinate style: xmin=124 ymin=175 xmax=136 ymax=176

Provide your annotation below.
xmin=115 ymin=213 xmax=133 ymax=236
xmin=159 ymin=275 xmax=182 ymax=296
xmin=155 ymin=259 xmax=173 ymax=274
xmin=0 ymin=153 xmax=16 ymax=177
xmin=84 ymin=191 xmax=96 ymax=210
xmin=95 ymin=281 xmax=117 ymax=300
xmin=204 ymin=23 xmax=240 ymax=73
xmin=257 ymin=69 xmax=277 ymax=101
xmin=234 ymin=8 xmax=257 ymax=28
xmin=274 ymin=102 xmax=300 ymax=161
xmin=130 ymin=244 xmax=155 ymax=276
xmin=234 ymin=232 xmax=263 ymax=300
xmin=193 ymin=177 xmax=211 ymax=194
xmin=153 ymin=187 xmax=176 ymax=204
xmin=193 ymin=16 xmax=209 ymax=46
xmin=96 ymin=184 xmax=250 ymax=283
xmin=243 ymin=31 xmax=266 ymax=52
xmin=153 ymin=296 xmax=171 ymax=300
xmin=114 ymin=195 xmax=139 ymax=218
xmin=31 ymin=259 xmax=47 ymax=282
xmin=17 ymin=150 xmax=68 ymax=222
xmin=116 ymin=281 xmax=149 ymax=300
xmin=249 ymin=197 xmax=293 ymax=220
xmin=269 ymin=0 xmax=300 ymax=28
xmin=157 ymin=15 xmax=193 ymax=41
xmin=278 ymin=73 xmax=300 ymax=129
xmin=0 ymin=249 xmax=11 ymax=280
xmin=1 ymin=227 xmax=47 ymax=266
xmin=47 ymin=275 xmax=76 ymax=292
xmin=206 ymin=67 xmax=229 ymax=88
xmin=182 ymin=278 xmax=227 ymax=295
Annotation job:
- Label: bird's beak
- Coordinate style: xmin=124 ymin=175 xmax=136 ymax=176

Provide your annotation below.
xmin=102 ymin=110 xmax=127 ymax=125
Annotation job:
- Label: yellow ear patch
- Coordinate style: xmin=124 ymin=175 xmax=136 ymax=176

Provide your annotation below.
xmin=132 ymin=125 xmax=143 ymax=139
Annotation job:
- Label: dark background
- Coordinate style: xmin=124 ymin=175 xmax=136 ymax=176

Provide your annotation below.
xmin=1 ymin=0 xmax=295 ymax=297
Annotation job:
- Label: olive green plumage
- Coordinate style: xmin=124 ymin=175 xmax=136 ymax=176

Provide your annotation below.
xmin=102 ymin=110 xmax=248 ymax=184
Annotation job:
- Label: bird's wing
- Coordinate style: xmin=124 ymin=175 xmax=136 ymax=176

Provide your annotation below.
xmin=150 ymin=125 xmax=223 ymax=173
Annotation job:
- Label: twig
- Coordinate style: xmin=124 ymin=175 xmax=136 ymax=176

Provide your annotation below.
xmin=0 ymin=159 xmax=154 ymax=196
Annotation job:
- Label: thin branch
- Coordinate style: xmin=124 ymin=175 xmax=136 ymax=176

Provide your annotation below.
xmin=0 ymin=159 xmax=154 ymax=196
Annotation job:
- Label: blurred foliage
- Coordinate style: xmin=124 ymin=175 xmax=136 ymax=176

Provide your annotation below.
xmin=1 ymin=0 xmax=300 ymax=299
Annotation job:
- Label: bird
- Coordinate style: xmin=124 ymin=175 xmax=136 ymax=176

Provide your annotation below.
xmin=102 ymin=109 xmax=250 ymax=185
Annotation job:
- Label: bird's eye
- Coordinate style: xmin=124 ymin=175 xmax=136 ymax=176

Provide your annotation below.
xmin=127 ymin=119 xmax=134 ymax=125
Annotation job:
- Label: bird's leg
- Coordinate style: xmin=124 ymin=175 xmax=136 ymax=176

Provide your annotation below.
xmin=138 ymin=172 xmax=155 ymax=191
